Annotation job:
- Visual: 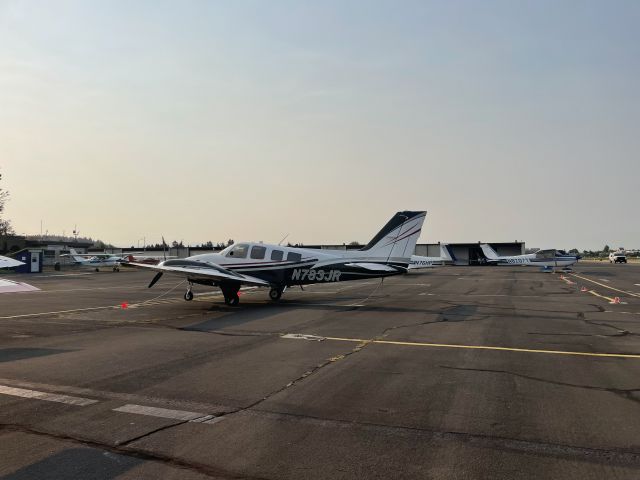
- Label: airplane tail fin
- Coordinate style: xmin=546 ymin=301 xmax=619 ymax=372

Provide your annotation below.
xmin=358 ymin=211 xmax=427 ymax=265
xmin=68 ymin=248 xmax=87 ymax=263
xmin=480 ymin=243 xmax=499 ymax=260
xmin=440 ymin=244 xmax=455 ymax=262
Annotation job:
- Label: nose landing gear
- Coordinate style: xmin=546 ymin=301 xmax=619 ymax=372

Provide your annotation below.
xmin=184 ymin=285 xmax=194 ymax=301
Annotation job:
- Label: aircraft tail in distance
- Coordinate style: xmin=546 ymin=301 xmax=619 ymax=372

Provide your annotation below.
xmin=480 ymin=243 xmax=500 ymax=260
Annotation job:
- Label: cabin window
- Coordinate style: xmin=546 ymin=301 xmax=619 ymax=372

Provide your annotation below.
xmin=250 ymin=245 xmax=266 ymax=260
xmin=287 ymin=252 xmax=302 ymax=262
xmin=271 ymin=249 xmax=284 ymax=261
xmin=227 ymin=244 xmax=248 ymax=258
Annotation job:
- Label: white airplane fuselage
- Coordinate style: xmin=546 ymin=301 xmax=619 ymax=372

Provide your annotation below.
xmin=492 ymin=254 xmax=577 ymax=267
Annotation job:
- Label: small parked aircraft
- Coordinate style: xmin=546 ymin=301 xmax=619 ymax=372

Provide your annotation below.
xmin=409 ymin=244 xmax=454 ymax=269
xmin=127 ymin=211 xmax=427 ymax=305
xmin=479 ymin=244 xmax=579 ymax=270
xmin=0 ymin=255 xmax=24 ymax=269
xmin=61 ymin=249 xmax=124 ymax=272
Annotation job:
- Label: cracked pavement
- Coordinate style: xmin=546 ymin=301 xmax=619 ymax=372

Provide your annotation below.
xmin=1 ymin=264 xmax=640 ymax=479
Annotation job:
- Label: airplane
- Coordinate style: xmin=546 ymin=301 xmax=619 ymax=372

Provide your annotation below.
xmin=479 ymin=244 xmax=579 ymax=271
xmin=61 ymin=249 xmax=124 ymax=272
xmin=409 ymin=244 xmax=454 ymax=269
xmin=126 ymin=211 xmax=427 ymax=305
xmin=0 ymin=255 xmax=24 ymax=269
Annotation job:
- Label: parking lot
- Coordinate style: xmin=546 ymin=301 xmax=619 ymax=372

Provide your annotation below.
xmin=1 ymin=263 xmax=639 ymax=479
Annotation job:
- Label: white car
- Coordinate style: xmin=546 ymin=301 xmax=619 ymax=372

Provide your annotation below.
xmin=609 ymin=251 xmax=627 ymax=264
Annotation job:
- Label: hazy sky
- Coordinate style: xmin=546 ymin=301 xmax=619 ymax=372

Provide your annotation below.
xmin=1 ymin=1 xmax=638 ymax=249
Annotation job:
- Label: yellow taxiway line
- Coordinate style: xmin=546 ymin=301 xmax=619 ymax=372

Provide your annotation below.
xmin=309 ymin=336 xmax=640 ymax=359
xmin=586 ymin=290 xmax=617 ymax=303
xmin=569 ymin=273 xmax=640 ymax=298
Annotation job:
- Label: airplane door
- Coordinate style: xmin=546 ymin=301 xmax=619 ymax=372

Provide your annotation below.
xmin=30 ymin=253 xmax=40 ymax=273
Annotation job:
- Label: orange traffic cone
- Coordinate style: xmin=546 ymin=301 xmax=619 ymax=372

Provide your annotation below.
xmin=580 ymin=286 xmax=588 ymax=292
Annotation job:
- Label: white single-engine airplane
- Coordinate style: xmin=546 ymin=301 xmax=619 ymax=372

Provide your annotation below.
xmin=127 ymin=211 xmax=427 ymax=305
xmin=409 ymin=244 xmax=454 ymax=269
xmin=479 ymin=244 xmax=579 ymax=271
xmin=0 ymin=255 xmax=24 ymax=269
xmin=61 ymin=249 xmax=124 ymax=272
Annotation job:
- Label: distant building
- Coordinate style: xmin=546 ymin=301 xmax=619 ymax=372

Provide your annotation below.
xmin=415 ymin=242 xmax=525 ymax=265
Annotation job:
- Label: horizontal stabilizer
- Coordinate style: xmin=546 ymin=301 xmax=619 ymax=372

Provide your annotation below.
xmin=0 ymin=255 xmax=24 ymax=269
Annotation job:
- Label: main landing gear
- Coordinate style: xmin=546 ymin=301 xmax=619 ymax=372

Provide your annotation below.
xmin=269 ymin=286 xmax=286 ymax=302
xmin=221 ymin=284 xmax=241 ymax=306
xmin=112 ymin=266 xmax=120 ymax=272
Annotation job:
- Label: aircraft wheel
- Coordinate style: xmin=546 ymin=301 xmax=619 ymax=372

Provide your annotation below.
xmin=269 ymin=288 xmax=282 ymax=301
xmin=95 ymin=268 xmax=100 ymax=272
xmin=184 ymin=290 xmax=194 ymax=301
xmin=225 ymin=294 xmax=239 ymax=306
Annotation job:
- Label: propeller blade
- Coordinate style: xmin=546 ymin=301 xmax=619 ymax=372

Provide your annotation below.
xmin=148 ymin=272 xmax=163 ymax=288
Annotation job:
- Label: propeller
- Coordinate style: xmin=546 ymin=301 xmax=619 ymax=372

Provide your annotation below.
xmin=148 ymin=272 xmax=163 ymax=288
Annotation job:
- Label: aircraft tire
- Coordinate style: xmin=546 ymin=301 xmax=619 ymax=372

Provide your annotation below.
xmin=269 ymin=288 xmax=282 ymax=301
xmin=184 ymin=290 xmax=194 ymax=301
xmin=225 ymin=294 xmax=239 ymax=306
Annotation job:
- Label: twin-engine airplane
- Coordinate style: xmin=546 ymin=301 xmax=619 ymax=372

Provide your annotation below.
xmin=409 ymin=244 xmax=454 ymax=269
xmin=127 ymin=211 xmax=427 ymax=305
xmin=479 ymin=244 xmax=579 ymax=270
xmin=0 ymin=255 xmax=24 ymax=269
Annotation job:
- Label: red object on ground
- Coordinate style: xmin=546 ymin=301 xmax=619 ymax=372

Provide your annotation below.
xmin=580 ymin=286 xmax=588 ymax=292
xmin=121 ymin=302 xmax=128 ymax=309
xmin=613 ymin=297 xmax=621 ymax=304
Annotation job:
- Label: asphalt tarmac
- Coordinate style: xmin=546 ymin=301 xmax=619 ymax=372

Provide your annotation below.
xmin=0 ymin=263 xmax=639 ymax=479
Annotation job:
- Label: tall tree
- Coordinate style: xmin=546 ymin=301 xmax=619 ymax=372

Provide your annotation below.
xmin=0 ymin=172 xmax=15 ymax=236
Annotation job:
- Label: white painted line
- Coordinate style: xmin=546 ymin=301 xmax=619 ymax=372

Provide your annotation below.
xmin=0 ymin=305 xmax=118 ymax=319
xmin=419 ymin=293 xmax=427 ymax=296
xmin=281 ymin=333 xmax=325 ymax=341
xmin=0 ymin=385 xmax=98 ymax=406
xmin=202 ymin=416 xmax=227 ymax=425
xmin=33 ymin=273 xmax=97 ymax=278
xmin=599 ymin=279 xmax=611 ymax=283
xmin=113 ymin=404 xmax=214 ymax=422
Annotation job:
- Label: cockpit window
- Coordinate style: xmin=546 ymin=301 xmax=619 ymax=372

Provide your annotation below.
xmin=250 ymin=245 xmax=266 ymax=260
xmin=271 ymin=249 xmax=284 ymax=261
xmin=226 ymin=244 xmax=249 ymax=258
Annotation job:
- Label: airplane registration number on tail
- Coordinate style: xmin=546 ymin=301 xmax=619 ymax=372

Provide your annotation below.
xmin=291 ymin=269 xmax=342 ymax=282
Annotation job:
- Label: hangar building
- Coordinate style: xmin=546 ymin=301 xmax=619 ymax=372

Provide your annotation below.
xmin=415 ymin=242 xmax=525 ymax=265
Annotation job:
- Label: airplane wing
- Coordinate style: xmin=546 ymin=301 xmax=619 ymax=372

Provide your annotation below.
xmin=124 ymin=261 xmax=271 ymax=287
xmin=0 ymin=255 xmax=24 ymax=269
xmin=344 ymin=262 xmax=399 ymax=272
xmin=60 ymin=253 xmax=115 ymax=258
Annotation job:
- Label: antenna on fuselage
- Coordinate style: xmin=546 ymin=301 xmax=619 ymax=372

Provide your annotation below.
xmin=278 ymin=233 xmax=289 ymax=246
